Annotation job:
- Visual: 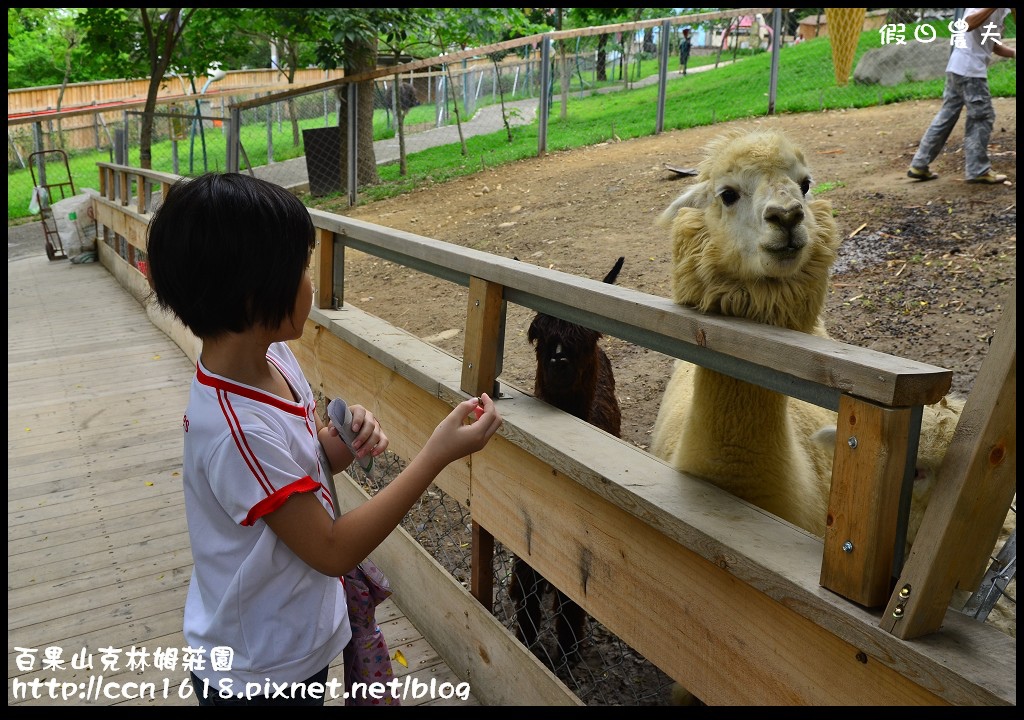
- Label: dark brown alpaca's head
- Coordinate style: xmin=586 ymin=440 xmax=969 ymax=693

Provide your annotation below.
xmin=526 ymin=257 xmax=624 ymax=419
xmin=528 ymin=314 xmax=602 ymax=397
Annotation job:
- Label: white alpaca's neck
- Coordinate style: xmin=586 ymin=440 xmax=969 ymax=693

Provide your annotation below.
xmin=687 ymin=368 xmax=792 ymax=452
xmin=679 ymin=367 xmax=828 ymax=534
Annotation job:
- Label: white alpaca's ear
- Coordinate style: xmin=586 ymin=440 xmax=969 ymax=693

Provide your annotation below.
xmin=658 ymin=181 xmax=713 ymax=227
xmin=810 ymin=425 xmax=837 ymax=451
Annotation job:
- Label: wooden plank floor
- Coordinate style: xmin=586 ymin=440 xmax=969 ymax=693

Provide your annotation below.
xmin=7 ymin=255 xmax=477 ymax=707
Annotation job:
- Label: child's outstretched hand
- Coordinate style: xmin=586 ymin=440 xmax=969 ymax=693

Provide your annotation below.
xmin=422 ymin=393 xmax=502 ymax=469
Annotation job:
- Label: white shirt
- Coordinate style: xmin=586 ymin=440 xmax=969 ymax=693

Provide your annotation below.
xmin=946 ymin=8 xmax=1011 ymax=78
xmin=182 ymin=342 xmax=351 ymax=688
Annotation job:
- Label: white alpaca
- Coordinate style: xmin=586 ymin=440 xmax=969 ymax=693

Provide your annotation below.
xmin=650 ymin=131 xmax=1015 ymax=682
xmin=651 ymin=128 xmax=840 ymax=536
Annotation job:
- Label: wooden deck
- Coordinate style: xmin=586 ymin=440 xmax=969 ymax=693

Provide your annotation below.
xmin=7 ymin=255 xmax=477 ymax=707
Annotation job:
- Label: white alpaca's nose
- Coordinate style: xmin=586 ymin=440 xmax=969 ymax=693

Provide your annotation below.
xmin=764 ymin=200 xmax=805 ymax=231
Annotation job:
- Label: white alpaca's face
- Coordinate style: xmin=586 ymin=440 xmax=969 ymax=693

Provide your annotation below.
xmin=661 ymin=132 xmax=826 ymax=282
xmin=706 ymin=149 xmax=815 ymax=279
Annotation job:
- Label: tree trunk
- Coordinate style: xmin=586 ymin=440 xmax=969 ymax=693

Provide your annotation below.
xmin=444 ymin=64 xmax=467 ymax=156
xmin=337 ymin=35 xmax=379 ymax=191
xmin=140 ymin=63 xmax=170 ymax=170
xmin=643 ymin=27 xmax=655 ymax=54
xmin=490 ymin=57 xmax=514 ymax=143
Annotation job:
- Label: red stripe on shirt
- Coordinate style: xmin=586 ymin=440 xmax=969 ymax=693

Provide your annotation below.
xmin=218 ymin=388 xmax=275 ymax=496
xmin=197 ymin=361 xmax=307 ymax=417
xmin=243 ymin=476 xmax=321 ymax=526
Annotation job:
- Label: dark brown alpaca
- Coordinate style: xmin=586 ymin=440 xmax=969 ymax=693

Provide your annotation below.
xmin=510 ymin=257 xmax=624 ymax=664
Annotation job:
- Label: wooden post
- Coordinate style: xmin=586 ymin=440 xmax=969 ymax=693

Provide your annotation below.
xmin=461 ymin=276 xmax=504 ymax=398
xmin=118 ymin=171 xmax=129 ymax=207
xmin=471 ymin=521 xmax=495 ymax=612
xmin=462 ymin=276 xmax=505 ymax=610
xmin=135 ymin=172 xmax=146 ymax=214
xmin=881 ymin=286 xmax=1016 ymax=639
xmin=821 ymin=395 xmax=913 ymax=606
xmin=315 ymin=227 xmax=335 ymax=309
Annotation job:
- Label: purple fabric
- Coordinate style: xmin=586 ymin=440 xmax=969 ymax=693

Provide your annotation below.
xmin=343 ymin=559 xmax=400 ymax=706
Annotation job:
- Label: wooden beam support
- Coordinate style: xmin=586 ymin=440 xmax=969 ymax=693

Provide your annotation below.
xmin=461 ymin=275 xmax=504 ymax=398
xmin=471 ymin=520 xmax=495 ymax=612
xmin=315 ymin=226 xmax=335 ymax=309
xmin=821 ymin=395 xmax=912 ymax=606
xmin=882 ymin=285 xmax=1016 ymax=639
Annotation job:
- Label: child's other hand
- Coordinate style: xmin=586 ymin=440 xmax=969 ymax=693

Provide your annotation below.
xmin=341 ymin=405 xmax=389 ymax=460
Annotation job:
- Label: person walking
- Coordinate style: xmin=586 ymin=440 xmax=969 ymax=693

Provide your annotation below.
xmin=679 ymin=27 xmax=692 ymax=75
xmin=907 ymin=8 xmax=1016 ymax=184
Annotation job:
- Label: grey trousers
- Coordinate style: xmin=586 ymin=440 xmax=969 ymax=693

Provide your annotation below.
xmin=911 ymin=72 xmax=996 ymax=180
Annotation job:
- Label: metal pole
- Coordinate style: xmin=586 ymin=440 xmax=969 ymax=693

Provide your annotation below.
xmin=346 ymin=83 xmax=358 ymax=207
xmin=266 ymin=94 xmax=275 ymax=164
xmin=768 ymin=9 xmax=782 ymax=115
xmin=32 ymin=123 xmax=46 ymax=187
xmin=537 ymin=34 xmax=552 ymax=155
xmin=655 ymin=20 xmax=670 ymax=134
xmin=226 ymin=107 xmax=241 ymax=173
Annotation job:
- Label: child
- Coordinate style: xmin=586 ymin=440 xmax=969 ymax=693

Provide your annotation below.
xmin=145 ymin=172 xmax=502 ymax=705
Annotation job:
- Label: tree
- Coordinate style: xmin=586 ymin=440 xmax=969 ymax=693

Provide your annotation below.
xmin=78 ymin=8 xmax=252 ymax=170
xmin=7 ymin=8 xmax=90 ymax=147
xmin=240 ymin=9 xmax=327 ymax=149
xmin=7 ymin=8 xmax=102 ymax=90
xmin=51 ymin=15 xmax=87 ymax=149
xmin=567 ymin=8 xmax=630 ymax=82
xmin=377 ymin=9 xmax=438 ymax=175
xmin=312 ymin=8 xmax=393 ymax=190
xmin=77 ymin=9 xmax=193 ymax=170
xmin=432 ymin=9 xmax=546 ymax=145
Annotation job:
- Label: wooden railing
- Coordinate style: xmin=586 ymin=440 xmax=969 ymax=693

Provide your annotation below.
xmin=90 ymin=162 xmax=1015 ymax=706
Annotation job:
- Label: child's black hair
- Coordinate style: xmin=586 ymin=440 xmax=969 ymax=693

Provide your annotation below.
xmin=146 ymin=172 xmax=316 ymax=339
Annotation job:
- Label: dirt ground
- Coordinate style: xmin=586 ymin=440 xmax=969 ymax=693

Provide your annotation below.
xmin=327 ymin=97 xmax=1017 ymax=453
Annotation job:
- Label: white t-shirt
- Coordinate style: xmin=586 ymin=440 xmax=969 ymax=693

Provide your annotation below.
xmin=181 ymin=342 xmax=351 ymax=689
xmin=946 ymin=8 xmax=1011 ymax=78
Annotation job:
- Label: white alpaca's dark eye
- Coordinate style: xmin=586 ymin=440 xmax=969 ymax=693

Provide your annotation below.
xmin=719 ymin=188 xmax=739 ymax=206
xmin=800 ymin=178 xmax=811 ymax=195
